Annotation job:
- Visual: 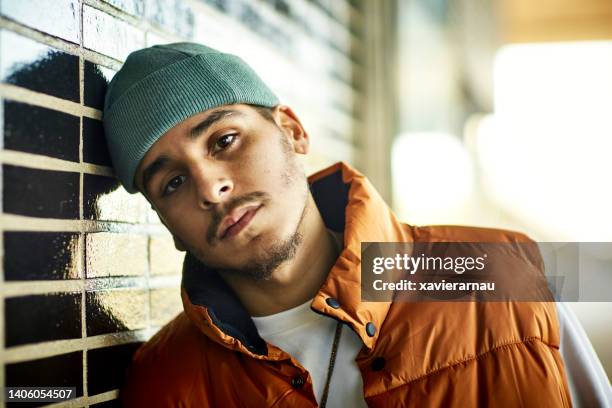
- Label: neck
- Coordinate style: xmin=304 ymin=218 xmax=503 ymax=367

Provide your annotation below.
xmin=219 ymin=194 xmax=341 ymax=317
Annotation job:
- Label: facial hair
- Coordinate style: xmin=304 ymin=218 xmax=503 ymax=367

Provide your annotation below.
xmin=218 ymin=205 xmax=306 ymax=281
xmin=197 ymin=129 xmax=310 ymax=281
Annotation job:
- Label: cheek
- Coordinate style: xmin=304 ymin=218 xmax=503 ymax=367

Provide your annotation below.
xmin=161 ymin=202 xmax=207 ymax=239
xmin=232 ymin=140 xmax=284 ymax=184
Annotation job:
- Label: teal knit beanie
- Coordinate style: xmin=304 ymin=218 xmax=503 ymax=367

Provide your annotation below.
xmin=103 ymin=42 xmax=279 ymax=194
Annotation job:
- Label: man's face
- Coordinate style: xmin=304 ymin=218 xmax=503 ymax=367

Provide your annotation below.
xmin=134 ymin=104 xmax=310 ymax=280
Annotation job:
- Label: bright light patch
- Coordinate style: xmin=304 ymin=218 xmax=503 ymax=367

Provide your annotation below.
xmin=477 ymin=41 xmax=612 ymax=240
xmin=392 ymin=132 xmax=474 ymax=224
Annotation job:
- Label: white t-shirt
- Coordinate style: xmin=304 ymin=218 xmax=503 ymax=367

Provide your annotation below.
xmin=252 ymin=299 xmax=368 ymax=407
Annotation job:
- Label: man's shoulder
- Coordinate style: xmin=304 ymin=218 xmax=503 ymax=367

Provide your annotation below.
xmin=383 ymin=295 xmax=563 ymax=400
xmin=406 ymin=223 xmax=535 ymax=243
xmin=120 ymin=312 xmax=212 ymax=406
xmin=133 ymin=311 xmax=205 ymax=363
xmin=384 ymin=225 xmax=559 ymax=380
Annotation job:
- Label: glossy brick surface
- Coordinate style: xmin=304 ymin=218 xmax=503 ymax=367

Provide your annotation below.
xmin=5 ymin=352 xmax=83 ymax=398
xmin=145 ymin=0 xmax=194 ymax=39
xmin=0 ymin=30 xmax=79 ymax=101
xmin=2 ymin=165 xmax=79 ymax=219
xmin=3 ymin=232 xmax=81 ymax=281
xmin=90 ymin=399 xmax=123 ymax=408
xmin=86 ymin=289 xmax=147 ymax=336
xmin=87 ymin=343 xmax=142 ymax=395
xmin=5 ymin=293 xmax=81 ymax=347
xmin=3 ymin=101 xmax=80 ymax=162
xmin=150 ymin=234 xmax=184 ymax=275
xmin=102 ymin=0 xmax=145 ymax=17
xmin=150 ymin=287 xmax=182 ymax=326
xmin=0 ymin=0 xmax=81 ymax=43
xmin=83 ymin=61 xmax=116 ymax=110
xmin=83 ymin=174 xmax=148 ymax=222
xmin=83 ymin=5 xmax=145 ymax=61
xmin=83 ymin=118 xmax=112 ymax=166
xmin=85 ymin=232 xmax=148 ymax=277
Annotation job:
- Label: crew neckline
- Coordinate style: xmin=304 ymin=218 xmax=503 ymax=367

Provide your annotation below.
xmin=251 ymin=298 xmax=318 ymax=336
xmin=251 ymin=229 xmax=344 ymax=337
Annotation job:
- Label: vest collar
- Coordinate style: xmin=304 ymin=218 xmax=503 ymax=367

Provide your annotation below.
xmin=181 ymin=162 xmax=412 ymax=358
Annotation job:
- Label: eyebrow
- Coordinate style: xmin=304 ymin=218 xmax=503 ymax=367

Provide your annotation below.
xmin=141 ymin=109 xmax=242 ymax=197
xmin=188 ymin=109 xmax=241 ymax=140
xmin=141 ymin=154 xmax=171 ymax=198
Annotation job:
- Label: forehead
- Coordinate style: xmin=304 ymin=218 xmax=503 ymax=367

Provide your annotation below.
xmin=161 ymin=106 xmax=244 ymax=141
xmin=157 ymin=103 xmax=255 ymax=142
xmin=134 ymin=104 xmax=258 ymax=180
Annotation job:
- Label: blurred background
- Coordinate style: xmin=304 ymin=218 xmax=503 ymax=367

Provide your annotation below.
xmin=390 ymin=0 xmax=612 ymax=384
xmin=0 ymin=0 xmax=610 ymax=406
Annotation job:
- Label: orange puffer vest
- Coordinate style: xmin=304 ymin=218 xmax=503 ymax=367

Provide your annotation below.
xmin=121 ymin=162 xmax=572 ymax=407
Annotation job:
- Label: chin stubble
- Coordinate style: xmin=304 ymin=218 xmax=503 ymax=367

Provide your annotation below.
xmin=221 ymin=174 xmax=310 ymax=281
xmin=226 ymin=225 xmax=304 ymax=281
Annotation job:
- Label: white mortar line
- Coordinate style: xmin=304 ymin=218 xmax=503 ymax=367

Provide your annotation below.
xmin=0 ymin=214 xmax=169 ymax=235
xmin=1 ymin=275 xmax=179 ymax=298
xmin=44 ymin=390 xmax=120 ymax=408
xmin=1 ymin=280 xmax=85 ymax=297
xmin=3 ymin=328 xmax=159 ymax=365
xmin=0 ymin=83 xmax=101 ymax=120
xmin=84 ymin=390 xmax=119 ymax=405
xmin=0 ymin=149 xmax=113 ymax=175
xmin=77 ymin=9 xmax=90 ymax=398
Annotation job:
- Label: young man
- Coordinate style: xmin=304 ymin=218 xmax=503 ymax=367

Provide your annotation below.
xmin=103 ymin=43 xmax=608 ymax=407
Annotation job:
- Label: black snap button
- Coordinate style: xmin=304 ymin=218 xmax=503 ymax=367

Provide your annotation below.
xmin=291 ymin=375 xmax=305 ymax=388
xmin=326 ymin=297 xmax=340 ymax=309
xmin=365 ymin=322 xmax=376 ymax=337
xmin=371 ymin=357 xmax=386 ymax=371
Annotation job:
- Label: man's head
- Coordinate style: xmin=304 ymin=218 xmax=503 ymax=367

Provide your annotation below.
xmin=103 ymin=43 xmax=313 ymax=280
xmin=103 ymin=42 xmax=281 ymax=193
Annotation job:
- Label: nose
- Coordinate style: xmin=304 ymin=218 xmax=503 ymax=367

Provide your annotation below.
xmin=192 ymin=165 xmax=233 ymax=210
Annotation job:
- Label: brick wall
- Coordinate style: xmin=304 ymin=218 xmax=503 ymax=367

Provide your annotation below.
xmin=0 ymin=0 xmax=368 ymax=406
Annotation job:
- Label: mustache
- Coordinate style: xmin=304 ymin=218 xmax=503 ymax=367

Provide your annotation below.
xmin=206 ymin=191 xmax=269 ymax=244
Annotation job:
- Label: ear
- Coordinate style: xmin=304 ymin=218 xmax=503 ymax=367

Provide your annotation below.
xmin=274 ymin=105 xmax=309 ymax=155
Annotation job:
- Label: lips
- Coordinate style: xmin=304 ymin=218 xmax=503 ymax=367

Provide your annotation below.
xmin=218 ymin=204 xmax=262 ymax=240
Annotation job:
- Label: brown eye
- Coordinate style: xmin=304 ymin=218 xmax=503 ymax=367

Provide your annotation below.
xmin=213 ymin=134 xmax=237 ymax=153
xmin=163 ymin=175 xmax=185 ymax=196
